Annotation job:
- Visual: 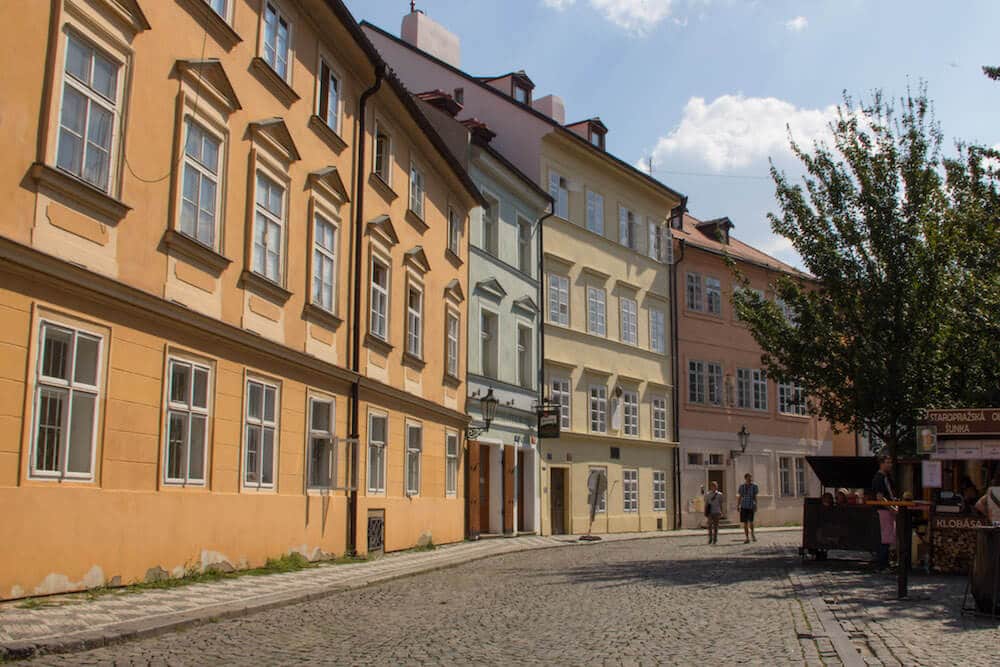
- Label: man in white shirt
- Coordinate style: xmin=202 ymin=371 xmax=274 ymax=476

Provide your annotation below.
xmin=704 ymin=481 xmax=724 ymax=545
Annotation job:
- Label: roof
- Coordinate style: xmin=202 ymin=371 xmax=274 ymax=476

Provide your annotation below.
xmin=359 ymin=21 xmax=685 ymax=205
xmin=322 ymin=0 xmax=486 ymax=208
xmin=673 ymin=212 xmax=810 ymax=278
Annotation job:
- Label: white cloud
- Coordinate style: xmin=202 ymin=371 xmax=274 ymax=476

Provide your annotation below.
xmin=541 ymin=0 xmax=576 ymax=9
xmin=540 ymin=0 xmax=676 ymax=34
xmin=784 ymin=15 xmax=808 ymax=32
xmin=649 ymin=94 xmax=839 ymax=172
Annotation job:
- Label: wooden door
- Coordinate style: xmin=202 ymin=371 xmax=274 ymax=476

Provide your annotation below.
xmin=517 ymin=450 xmax=526 ymax=532
xmin=466 ymin=440 xmax=480 ymax=538
xmin=503 ymin=445 xmax=515 ymax=535
xmin=550 ymin=468 xmax=566 ymax=535
xmin=479 ymin=444 xmax=490 ymax=532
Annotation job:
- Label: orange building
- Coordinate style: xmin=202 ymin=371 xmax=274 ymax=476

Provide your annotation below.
xmin=672 ymin=215 xmax=833 ymax=528
xmin=0 ymin=0 xmax=481 ymax=599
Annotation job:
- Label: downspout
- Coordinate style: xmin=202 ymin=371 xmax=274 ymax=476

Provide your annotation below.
xmin=535 ymin=202 xmax=554 ymax=495
xmin=348 ymin=63 xmax=385 ymax=555
xmin=670 ymin=199 xmax=687 ymax=530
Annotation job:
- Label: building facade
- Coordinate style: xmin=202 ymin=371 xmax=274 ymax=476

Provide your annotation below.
xmin=0 ymin=0 xmax=480 ymax=599
xmin=364 ymin=10 xmax=684 ymax=536
xmin=672 ymin=215 xmax=832 ymax=528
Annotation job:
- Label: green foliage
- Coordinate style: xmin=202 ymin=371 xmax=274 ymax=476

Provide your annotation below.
xmin=732 ymin=85 xmax=1000 ymax=459
xmin=984 ymin=65 xmax=1000 ymax=81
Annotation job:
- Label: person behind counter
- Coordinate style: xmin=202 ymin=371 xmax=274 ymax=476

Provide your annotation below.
xmin=835 ymin=489 xmax=850 ymax=505
xmin=872 ymin=456 xmax=896 ymax=501
xmin=974 ymin=472 xmax=1000 ymax=522
xmin=872 ymin=456 xmax=896 ymax=570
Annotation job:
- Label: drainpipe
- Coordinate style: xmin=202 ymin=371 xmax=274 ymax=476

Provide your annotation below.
xmin=348 ymin=63 xmax=386 ymax=555
xmin=670 ymin=199 xmax=687 ymax=530
xmin=535 ymin=201 xmax=553 ymax=533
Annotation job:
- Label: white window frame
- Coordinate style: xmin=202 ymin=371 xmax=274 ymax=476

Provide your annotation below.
xmin=795 ymin=457 xmax=807 ymax=496
xmin=480 ymin=307 xmax=498 ymax=378
xmin=207 ymin=0 xmax=230 ymax=22
xmin=551 ymin=376 xmax=571 ymax=429
xmin=446 ymin=310 xmax=460 ymax=379
xmin=737 ymin=368 xmax=768 ymax=411
xmin=651 ymin=396 xmax=667 ymax=440
xmin=586 ymin=190 xmax=604 ymax=234
xmin=316 ymin=55 xmax=341 ymax=133
xmin=30 ymin=320 xmax=104 ymax=481
xmin=752 ymin=369 xmax=768 ymax=411
xmin=779 ymin=457 xmax=793 ymax=497
xmin=448 ymin=206 xmax=462 ymax=255
xmin=243 ymin=376 xmax=279 ymax=490
xmin=688 ymin=360 xmax=705 ymax=404
xmin=549 ymin=170 xmax=568 ymax=219
xmin=588 ymin=465 xmax=608 ymax=513
xmin=705 ymin=276 xmax=722 ymax=315
xmin=589 ymin=384 xmax=607 ymax=433
xmin=445 ymin=430 xmax=459 ymax=497
xmin=164 ymin=356 xmax=211 ymax=486
xmin=587 ymin=286 xmax=606 ymax=336
xmin=620 ymin=297 xmax=638 ymax=345
xmin=405 ymin=279 xmax=424 ymax=359
xmin=648 ymin=219 xmax=663 ymax=261
xmin=312 ymin=211 xmax=338 ymax=313
xmin=405 ymin=420 xmax=422 ymax=496
xmin=686 ymin=272 xmax=703 ymax=311
xmin=178 ymin=117 xmax=223 ymax=249
xmin=618 ymin=205 xmax=637 ymax=250
xmin=260 ymin=1 xmax=293 ymax=82
xmin=623 ymin=468 xmax=638 ymax=512
xmin=649 ymin=308 xmax=665 ymax=354
xmin=517 ymin=323 xmax=533 ymax=389
xmin=482 ymin=191 xmax=500 ymax=255
xmin=252 ymin=169 xmax=286 ymax=284
xmin=653 ymin=470 xmax=667 ymax=511
xmin=707 ymin=361 xmax=723 ymax=406
xmin=548 ymin=273 xmax=569 ymax=326
xmin=517 ymin=216 xmax=532 ymax=274
xmin=409 ymin=160 xmax=425 ymax=219
xmin=373 ymin=120 xmax=391 ymax=184
xmin=779 ymin=381 xmax=808 ymax=416
xmin=622 ymin=390 xmax=639 ymax=437
xmin=369 ymin=255 xmax=390 ymax=341
xmin=367 ymin=410 xmax=387 ymax=494
xmin=306 ymin=395 xmax=336 ymax=490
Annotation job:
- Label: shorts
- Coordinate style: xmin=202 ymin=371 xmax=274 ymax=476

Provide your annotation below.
xmin=740 ymin=508 xmax=755 ymax=523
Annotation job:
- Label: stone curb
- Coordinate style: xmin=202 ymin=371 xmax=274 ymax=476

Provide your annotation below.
xmin=0 ymin=527 xmax=799 ymax=660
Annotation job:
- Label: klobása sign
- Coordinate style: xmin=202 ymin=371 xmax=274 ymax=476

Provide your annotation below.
xmin=924 ymin=408 xmax=1000 ymax=437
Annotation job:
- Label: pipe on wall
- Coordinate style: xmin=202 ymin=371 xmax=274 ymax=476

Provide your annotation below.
xmin=670 ymin=201 xmax=687 ymax=530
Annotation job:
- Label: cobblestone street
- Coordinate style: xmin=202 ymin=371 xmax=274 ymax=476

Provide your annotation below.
xmin=25 ymin=533 xmax=1000 ymax=666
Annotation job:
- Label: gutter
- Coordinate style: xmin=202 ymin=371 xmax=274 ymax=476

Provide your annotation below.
xmin=348 ymin=63 xmax=386 ymax=555
xmin=670 ymin=199 xmax=688 ymax=530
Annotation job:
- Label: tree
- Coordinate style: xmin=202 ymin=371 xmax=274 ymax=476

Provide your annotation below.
xmin=731 ymin=86 xmax=1000 ymax=461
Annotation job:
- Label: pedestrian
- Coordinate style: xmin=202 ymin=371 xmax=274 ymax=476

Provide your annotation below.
xmin=871 ymin=455 xmax=896 ymax=569
xmin=704 ymin=481 xmax=724 ymax=545
xmin=737 ymin=473 xmax=758 ymax=543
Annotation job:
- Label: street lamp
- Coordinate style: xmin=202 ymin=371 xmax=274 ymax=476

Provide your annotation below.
xmin=468 ymin=388 xmax=499 ymax=439
xmin=737 ymin=424 xmax=750 ymax=454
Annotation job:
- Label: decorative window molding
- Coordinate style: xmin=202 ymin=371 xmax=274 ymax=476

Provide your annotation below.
xmin=175 ymin=59 xmax=241 ymax=113
xmin=176 ymin=0 xmax=241 ymax=50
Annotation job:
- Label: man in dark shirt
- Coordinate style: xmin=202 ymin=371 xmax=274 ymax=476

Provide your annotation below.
xmin=871 ymin=456 xmax=895 ymax=569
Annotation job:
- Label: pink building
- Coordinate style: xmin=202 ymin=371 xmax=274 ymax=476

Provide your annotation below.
xmin=672 ymin=214 xmax=832 ymax=528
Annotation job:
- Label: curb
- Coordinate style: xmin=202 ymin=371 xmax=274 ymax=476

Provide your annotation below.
xmin=1 ymin=527 xmax=799 ymax=660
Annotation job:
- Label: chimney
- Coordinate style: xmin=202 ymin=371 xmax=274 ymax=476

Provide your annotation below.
xmin=460 ymin=118 xmax=496 ymax=146
xmin=532 ymin=94 xmax=565 ymax=125
xmin=401 ymin=8 xmax=460 ymax=68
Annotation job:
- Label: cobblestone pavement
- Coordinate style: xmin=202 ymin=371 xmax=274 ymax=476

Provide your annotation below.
xmin=22 ymin=534 xmax=1000 ymax=666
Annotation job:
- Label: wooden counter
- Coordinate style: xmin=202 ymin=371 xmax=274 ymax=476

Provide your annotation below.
xmin=931 ymin=513 xmax=989 ymax=574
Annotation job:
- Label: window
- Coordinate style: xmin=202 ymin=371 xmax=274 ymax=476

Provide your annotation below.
xmin=453 ymin=87 xmax=464 ymax=105
xmin=686 ymin=273 xmax=703 ymax=311
xmin=687 ymin=452 xmax=704 ymax=466
xmin=619 ymin=206 xmax=637 ymax=249
xmin=653 ymin=471 xmax=667 ymax=511
xmin=588 ymin=466 xmax=607 ymax=513
xmin=448 ymin=207 xmax=462 ymax=255
xmin=405 ymin=284 xmax=423 ymax=358
xmin=373 ymin=123 xmax=391 ymax=183
xmin=737 ymin=368 xmax=768 ymax=411
xmin=445 ymin=432 xmax=459 ymax=496
xmin=369 ymin=258 xmax=389 ymax=340
xmin=31 ymin=321 xmax=102 ymax=479
xmin=165 ymin=358 xmax=210 ymax=485
xmin=752 ymin=369 xmax=768 ymax=411
xmin=586 ymin=287 xmax=606 ymax=336
xmin=652 ymin=396 xmax=667 ymax=440
xmin=708 ymin=453 xmax=724 ymax=466
xmin=688 ymin=360 xmax=705 ymax=404
xmin=648 ymin=219 xmax=664 ymax=261
xmin=623 ymin=469 xmax=638 ymax=512
xmin=252 ymin=172 xmax=285 ymax=284
xmin=405 ymin=422 xmax=422 ymax=496
xmin=779 ymin=457 xmax=793 ymax=497
xmin=549 ymin=171 xmax=568 ymax=219
xmin=622 ymin=391 xmax=639 ymax=436
xmin=307 ymin=397 xmax=335 ymax=489
xmin=589 ymin=385 xmax=607 ymax=433
xmin=312 ymin=214 xmax=337 ymax=312
xmin=408 ymin=162 xmax=425 ymax=219
xmin=586 ymin=191 xmax=604 ymax=234
xmin=207 ymin=0 xmax=228 ymax=18
xmin=736 ymin=287 xmax=766 ymax=322
xmin=480 ymin=310 xmax=498 ymax=378
xmin=244 ymin=378 xmax=278 ymax=489
xmin=795 ymin=457 xmax=807 ymax=496
xmin=517 ymin=324 xmax=532 ymax=389
xmin=517 ymin=217 xmax=532 ymax=274
xmin=446 ymin=311 xmax=460 ymax=378
xmin=707 ymin=362 xmax=723 ymax=406
xmin=776 ymin=297 xmax=796 ymax=325
xmin=318 ymin=59 xmax=340 ymax=132
xmin=179 ymin=119 xmax=221 ymax=248
xmin=56 ymin=32 xmax=121 ymax=192
xmin=705 ymin=277 xmax=722 ymax=315
xmin=589 ymin=130 xmax=604 ymax=149
xmin=548 ymin=274 xmax=569 ymax=326
xmin=620 ymin=297 xmax=638 ymax=344
xmin=779 ymin=382 xmax=808 ymax=416
xmin=367 ymin=412 xmax=386 ymax=493
xmin=551 ymin=377 xmax=571 ymax=429
xmin=262 ymin=2 xmax=291 ymax=80
xmin=649 ymin=309 xmax=665 ymax=354
xmin=513 ymin=84 xmax=530 ymax=105
xmin=482 ymin=193 xmax=499 ymax=255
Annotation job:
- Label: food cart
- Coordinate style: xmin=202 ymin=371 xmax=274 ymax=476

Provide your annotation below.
xmin=799 ymin=456 xmax=882 ymax=560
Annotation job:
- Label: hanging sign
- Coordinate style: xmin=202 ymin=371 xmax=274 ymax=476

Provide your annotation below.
xmin=537 ymin=405 xmax=561 ymax=439
xmin=916 ymin=425 xmax=937 ymax=454
xmin=925 ymin=408 xmax=1000 ymax=437
xmin=921 ymin=460 xmax=942 ymax=488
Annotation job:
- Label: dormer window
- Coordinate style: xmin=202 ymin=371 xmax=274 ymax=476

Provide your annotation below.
xmin=589 ymin=127 xmax=605 ymax=150
xmin=513 ymin=83 xmax=530 ymax=105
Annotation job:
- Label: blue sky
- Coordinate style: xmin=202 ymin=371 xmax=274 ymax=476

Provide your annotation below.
xmin=347 ymin=0 xmax=1000 ymax=266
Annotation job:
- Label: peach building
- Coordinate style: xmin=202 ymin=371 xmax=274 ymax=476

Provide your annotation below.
xmin=0 ymin=0 xmax=481 ymax=599
xmin=672 ymin=214 xmax=833 ymax=528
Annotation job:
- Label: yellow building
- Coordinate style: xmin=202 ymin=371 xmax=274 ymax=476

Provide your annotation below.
xmin=0 ymin=0 xmax=481 ymax=599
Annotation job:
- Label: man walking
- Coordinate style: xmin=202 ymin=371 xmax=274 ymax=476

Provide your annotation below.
xmin=704 ymin=481 xmax=724 ymax=545
xmin=737 ymin=473 xmax=759 ymax=543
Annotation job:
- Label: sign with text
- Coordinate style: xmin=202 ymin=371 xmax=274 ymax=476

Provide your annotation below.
xmin=922 ymin=460 xmax=943 ymax=488
xmin=925 ymin=408 xmax=1000 ymax=437
xmin=932 ymin=514 xmax=989 ymax=531
xmin=916 ymin=425 xmax=937 ymax=454
xmin=537 ymin=406 xmax=561 ymax=439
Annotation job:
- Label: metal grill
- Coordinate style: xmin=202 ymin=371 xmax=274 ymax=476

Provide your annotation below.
xmin=367 ymin=509 xmax=385 ymax=554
